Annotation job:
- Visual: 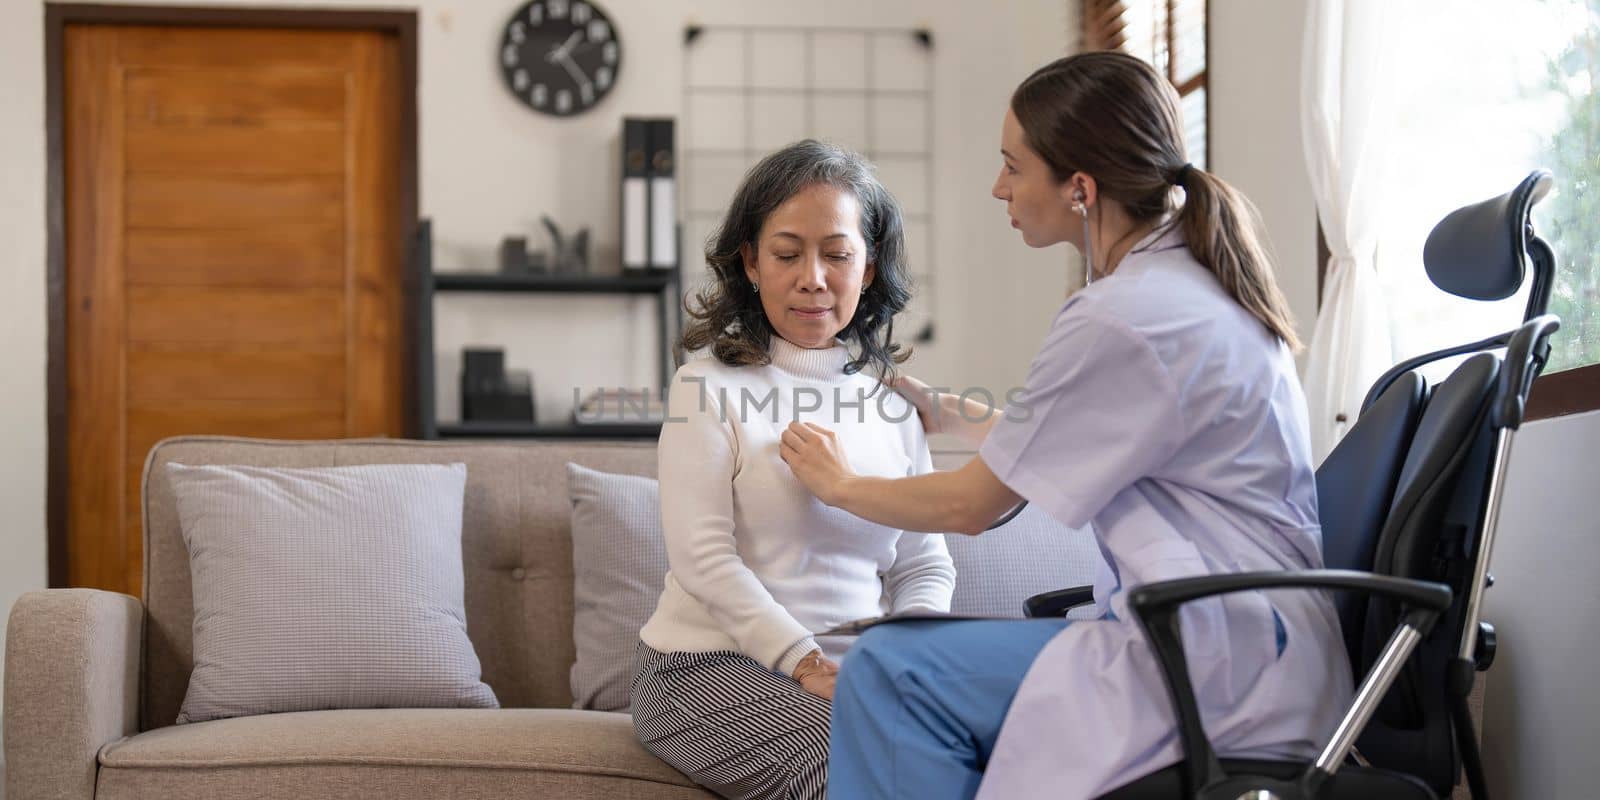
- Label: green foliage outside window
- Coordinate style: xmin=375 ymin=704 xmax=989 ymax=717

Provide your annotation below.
xmin=1539 ymin=0 xmax=1600 ymax=371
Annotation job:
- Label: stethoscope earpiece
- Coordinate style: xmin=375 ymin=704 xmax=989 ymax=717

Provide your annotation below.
xmin=1078 ymin=199 xmax=1095 ymax=288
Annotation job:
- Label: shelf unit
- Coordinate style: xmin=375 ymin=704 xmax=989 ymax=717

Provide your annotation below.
xmin=412 ymin=219 xmax=679 ymax=440
xmin=432 ymin=272 xmax=671 ymax=294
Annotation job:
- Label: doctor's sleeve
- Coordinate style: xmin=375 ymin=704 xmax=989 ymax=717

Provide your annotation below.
xmin=883 ymin=422 xmax=956 ymax=614
xmin=657 ymin=369 xmax=817 ymax=672
xmin=978 ymin=310 xmax=1186 ymax=529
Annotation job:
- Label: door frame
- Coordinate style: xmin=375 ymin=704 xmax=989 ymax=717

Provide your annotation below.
xmin=44 ymin=4 xmax=421 ymax=588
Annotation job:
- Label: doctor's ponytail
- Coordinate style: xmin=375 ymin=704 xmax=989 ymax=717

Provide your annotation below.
xmin=1012 ymin=52 xmax=1302 ymax=351
xmin=1172 ymin=166 xmax=1302 ymax=351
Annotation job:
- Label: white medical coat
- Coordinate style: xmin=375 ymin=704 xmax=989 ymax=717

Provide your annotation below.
xmin=974 ymin=228 xmax=1353 ymax=798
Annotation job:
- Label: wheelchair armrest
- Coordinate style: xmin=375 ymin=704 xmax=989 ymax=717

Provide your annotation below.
xmin=1023 ymin=584 xmax=1095 ymax=618
xmin=1493 ymin=314 xmax=1560 ymax=430
xmin=1125 ymin=569 xmax=1451 ymax=799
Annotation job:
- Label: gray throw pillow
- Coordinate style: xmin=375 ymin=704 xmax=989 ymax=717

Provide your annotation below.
xmin=566 ymin=463 xmax=669 ymax=712
xmin=167 ymin=462 xmax=498 ymax=724
xmin=945 ymin=503 xmax=1103 ymax=619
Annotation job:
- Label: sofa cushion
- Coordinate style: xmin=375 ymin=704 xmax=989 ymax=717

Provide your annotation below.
xmin=166 ymin=462 xmax=497 ymax=723
xmin=143 ymin=438 xmax=665 ymax=728
xmin=95 ymin=708 xmax=713 ymax=800
xmin=567 ymin=463 xmax=667 ymax=712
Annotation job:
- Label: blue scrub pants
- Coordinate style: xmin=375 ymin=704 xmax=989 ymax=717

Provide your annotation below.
xmin=827 ymin=618 xmax=1071 ymax=800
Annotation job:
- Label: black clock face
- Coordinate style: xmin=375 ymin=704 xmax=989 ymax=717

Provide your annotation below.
xmin=499 ymin=0 xmax=621 ymax=117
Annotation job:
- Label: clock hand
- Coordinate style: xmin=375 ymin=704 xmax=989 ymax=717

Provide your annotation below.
xmin=554 ymin=50 xmax=592 ymax=90
xmin=546 ymin=30 xmax=584 ymax=62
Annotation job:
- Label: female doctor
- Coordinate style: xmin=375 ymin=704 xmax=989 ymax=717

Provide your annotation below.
xmin=778 ymin=52 xmax=1354 ymax=799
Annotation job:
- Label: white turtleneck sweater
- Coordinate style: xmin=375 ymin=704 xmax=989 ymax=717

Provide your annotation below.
xmin=638 ymin=337 xmax=956 ymax=675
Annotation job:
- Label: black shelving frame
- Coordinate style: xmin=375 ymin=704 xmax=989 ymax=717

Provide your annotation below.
xmin=412 ymin=219 xmax=679 ymax=440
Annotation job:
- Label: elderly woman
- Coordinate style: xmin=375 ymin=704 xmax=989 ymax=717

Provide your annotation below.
xmin=631 ymin=140 xmax=956 ymax=800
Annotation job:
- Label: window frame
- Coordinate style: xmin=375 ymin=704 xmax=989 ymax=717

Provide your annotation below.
xmin=1081 ymin=0 xmax=1209 ymax=167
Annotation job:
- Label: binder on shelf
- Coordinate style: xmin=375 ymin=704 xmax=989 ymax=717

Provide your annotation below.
xmin=622 ymin=117 xmax=650 ymax=271
xmin=647 ymin=118 xmax=678 ymax=270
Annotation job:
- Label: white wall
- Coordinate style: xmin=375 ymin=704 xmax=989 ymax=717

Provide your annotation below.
xmin=1480 ymin=409 xmax=1600 ymax=798
xmin=0 ymin=0 xmax=47 ymax=733
xmin=1209 ymin=0 xmax=1320 ymax=347
xmin=392 ymin=0 xmax=1069 ymax=422
xmin=415 ymin=0 xmax=1069 ymax=420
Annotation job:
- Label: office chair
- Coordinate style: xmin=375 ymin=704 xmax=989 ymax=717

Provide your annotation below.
xmin=1024 ymin=171 xmax=1562 ymax=800
xmin=1340 ymin=171 xmax=1558 ymax=800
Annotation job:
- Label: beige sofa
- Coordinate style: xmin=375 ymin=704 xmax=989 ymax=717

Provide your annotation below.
xmin=5 ymin=436 xmax=737 ymax=800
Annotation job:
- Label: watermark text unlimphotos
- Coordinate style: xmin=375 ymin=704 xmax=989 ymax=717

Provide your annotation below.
xmin=572 ymin=377 xmax=1032 ymax=425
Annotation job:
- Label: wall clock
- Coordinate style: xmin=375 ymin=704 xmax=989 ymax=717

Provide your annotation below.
xmin=499 ymin=0 xmax=621 ymax=116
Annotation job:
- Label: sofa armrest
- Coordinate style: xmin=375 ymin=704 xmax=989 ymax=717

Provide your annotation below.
xmin=5 ymin=589 xmax=143 ymax=800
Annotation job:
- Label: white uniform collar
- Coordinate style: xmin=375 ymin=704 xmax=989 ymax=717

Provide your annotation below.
xmin=1111 ymin=220 xmax=1186 ymax=277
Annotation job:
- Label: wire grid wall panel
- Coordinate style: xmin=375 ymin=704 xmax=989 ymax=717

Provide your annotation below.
xmin=683 ymin=25 xmax=937 ymax=343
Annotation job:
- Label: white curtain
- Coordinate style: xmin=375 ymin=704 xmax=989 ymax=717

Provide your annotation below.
xmin=1300 ymin=0 xmax=1397 ymax=464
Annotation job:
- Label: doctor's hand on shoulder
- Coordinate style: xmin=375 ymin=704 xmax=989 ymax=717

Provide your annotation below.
xmin=884 ymin=373 xmax=1005 ymax=448
xmin=885 ymin=374 xmax=944 ymax=436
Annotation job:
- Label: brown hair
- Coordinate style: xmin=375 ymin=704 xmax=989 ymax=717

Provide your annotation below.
xmin=1011 ymin=51 xmax=1302 ymax=350
xmin=681 ymin=139 xmax=914 ymax=376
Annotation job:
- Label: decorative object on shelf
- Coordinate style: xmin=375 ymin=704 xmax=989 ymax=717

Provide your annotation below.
xmin=499 ymin=0 xmax=622 ymax=117
xmin=461 ymin=347 xmax=537 ymax=423
xmin=573 ymin=387 xmax=665 ymax=427
xmin=412 ymin=215 xmax=681 ymax=440
xmin=498 ymin=235 xmax=549 ymax=274
xmin=541 ymin=215 xmax=590 ymax=274
xmin=620 ymin=117 xmax=678 ymax=273
xmin=647 ymin=118 xmax=677 ymax=270
xmin=621 ymin=117 xmax=648 ymax=271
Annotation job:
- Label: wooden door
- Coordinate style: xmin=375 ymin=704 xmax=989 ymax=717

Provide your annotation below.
xmin=64 ymin=24 xmax=410 ymax=595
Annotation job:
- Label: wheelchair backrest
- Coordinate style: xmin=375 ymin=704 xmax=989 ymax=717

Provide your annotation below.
xmin=1357 ymin=351 xmax=1502 ymax=794
xmin=1315 ymin=370 xmax=1427 ymax=675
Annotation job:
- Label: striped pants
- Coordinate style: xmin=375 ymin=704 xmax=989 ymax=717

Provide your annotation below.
xmin=630 ymin=643 xmax=830 ymax=800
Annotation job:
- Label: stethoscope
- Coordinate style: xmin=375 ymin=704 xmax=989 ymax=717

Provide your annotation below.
xmin=987 ymin=501 xmax=1029 ymax=530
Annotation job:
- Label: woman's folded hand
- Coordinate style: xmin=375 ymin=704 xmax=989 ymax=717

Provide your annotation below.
xmin=791 ymin=649 xmax=840 ymax=701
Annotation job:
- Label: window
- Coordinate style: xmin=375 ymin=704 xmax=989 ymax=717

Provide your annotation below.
xmin=1378 ymin=0 xmax=1599 ymax=388
xmin=1081 ymin=0 xmax=1208 ymax=167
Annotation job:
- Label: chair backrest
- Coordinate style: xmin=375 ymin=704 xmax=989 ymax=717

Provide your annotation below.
xmin=1315 ymin=370 xmax=1427 ymax=674
xmin=1355 ymin=352 xmax=1503 ymax=795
